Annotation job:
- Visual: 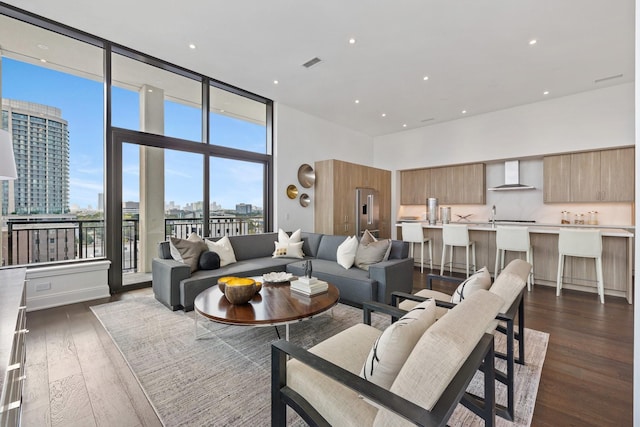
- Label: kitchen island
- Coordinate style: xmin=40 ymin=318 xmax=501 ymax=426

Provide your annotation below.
xmin=396 ymin=222 xmax=634 ymax=303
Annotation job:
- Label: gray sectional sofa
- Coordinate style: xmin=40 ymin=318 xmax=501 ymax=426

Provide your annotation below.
xmin=152 ymin=231 xmax=412 ymax=311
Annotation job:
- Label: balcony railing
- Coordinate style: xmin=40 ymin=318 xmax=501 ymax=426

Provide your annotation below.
xmin=3 ymin=216 xmax=263 ymax=269
xmin=5 ymin=218 xmax=138 ymax=272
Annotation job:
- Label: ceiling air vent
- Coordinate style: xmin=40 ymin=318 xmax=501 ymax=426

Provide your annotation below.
xmin=594 ymin=74 xmax=623 ymax=84
xmin=302 ymin=57 xmax=322 ymax=68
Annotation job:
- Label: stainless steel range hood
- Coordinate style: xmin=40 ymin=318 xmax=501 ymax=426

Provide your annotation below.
xmin=488 ymin=160 xmax=535 ymax=191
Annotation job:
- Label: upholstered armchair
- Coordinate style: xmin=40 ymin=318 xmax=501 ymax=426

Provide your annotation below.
xmin=271 ymin=290 xmax=505 ymax=426
xmin=391 ymin=258 xmax=531 ymax=421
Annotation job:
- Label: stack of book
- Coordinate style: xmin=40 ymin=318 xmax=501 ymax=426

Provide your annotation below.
xmin=290 ymin=277 xmax=328 ymax=296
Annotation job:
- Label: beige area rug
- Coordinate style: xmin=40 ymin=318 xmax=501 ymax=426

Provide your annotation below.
xmin=91 ymin=293 xmax=548 ymax=426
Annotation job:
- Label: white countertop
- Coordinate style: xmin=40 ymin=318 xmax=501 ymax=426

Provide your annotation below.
xmin=396 ymin=221 xmax=634 ymax=238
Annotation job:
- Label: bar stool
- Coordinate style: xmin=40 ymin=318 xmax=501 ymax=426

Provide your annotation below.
xmin=557 ymin=229 xmax=604 ymax=304
xmin=401 ymin=222 xmax=432 ymax=273
xmin=440 ymin=224 xmax=476 ymax=278
xmin=494 ymin=226 xmax=534 ymax=291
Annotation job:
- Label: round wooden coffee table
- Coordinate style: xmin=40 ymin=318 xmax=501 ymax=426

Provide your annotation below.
xmin=194 ymin=281 xmax=340 ymax=340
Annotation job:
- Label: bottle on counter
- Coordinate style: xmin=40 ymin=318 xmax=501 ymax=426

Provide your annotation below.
xmin=574 ymin=213 xmax=585 ymax=225
xmin=588 ymin=211 xmax=598 ymax=225
xmin=561 ymin=210 xmax=571 ymax=224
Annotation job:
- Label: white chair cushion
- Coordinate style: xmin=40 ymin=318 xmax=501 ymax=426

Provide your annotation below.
xmin=287 ymin=323 xmax=381 ymax=427
xmin=398 ymin=289 xmax=450 ymax=319
xmin=360 ymin=299 xmax=437 ymax=389
xmin=450 ymin=266 xmax=491 ymax=303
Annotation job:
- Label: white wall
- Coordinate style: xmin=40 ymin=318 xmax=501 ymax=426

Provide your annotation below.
xmin=634 ymin=2 xmax=639 ymax=424
xmin=274 ymin=104 xmax=373 ymax=232
xmin=372 ymin=83 xmax=635 ymax=235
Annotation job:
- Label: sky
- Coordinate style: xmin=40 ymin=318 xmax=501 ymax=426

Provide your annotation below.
xmin=2 ymin=58 xmax=266 ymax=211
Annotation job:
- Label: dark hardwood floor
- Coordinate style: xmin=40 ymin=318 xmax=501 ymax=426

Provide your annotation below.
xmin=21 ymin=269 xmax=633 ymax=426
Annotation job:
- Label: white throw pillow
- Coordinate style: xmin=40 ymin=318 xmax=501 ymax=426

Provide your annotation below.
xmin=450 ymin=266 xmax=492 ymax=304
xmin=205 ymin=236 xmax=237 ymax=267
xmin=336 ymin=235 xmax=359 ymax=269
xmin=278 ymin=228 xmax=301 ymax=244
xmin=272 ymin=241 xmax=305 ymax=259
xmin=360 ymin=298 xmax=437 ymax=389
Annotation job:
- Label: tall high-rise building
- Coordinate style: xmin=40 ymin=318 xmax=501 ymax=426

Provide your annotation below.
xmin=1 ymin=99 xmax=70 ymax=215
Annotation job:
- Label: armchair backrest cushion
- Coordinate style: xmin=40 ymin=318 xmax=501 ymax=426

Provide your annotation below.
xmin=489 ymin=259 xmax=531 ymax=313
xmin=360 ymin=299 xmax=437 ymax=389
xmin=373 ymin=290 xmax=504 ymax=426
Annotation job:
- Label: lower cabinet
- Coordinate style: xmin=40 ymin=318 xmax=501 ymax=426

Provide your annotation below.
xmin=0 ymin=268 xmax=27 ymax=427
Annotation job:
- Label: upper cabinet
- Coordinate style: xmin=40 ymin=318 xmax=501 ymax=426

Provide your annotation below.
xmin=400 ymin=163 xmax=485 ymax=205
xmin=544 ymin=147 xmax=634 ymax=203
xmin=400 ymin=169 xmax=429 ymax=205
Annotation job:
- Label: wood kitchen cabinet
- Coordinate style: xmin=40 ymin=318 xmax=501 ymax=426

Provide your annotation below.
xmin=400 ymin=169 xmax=429 ymax=205
xmin=315 ymin=159 xmax=392 ymax=238
xmin=544 ymin=147 xmax=634 ymax=203
xmin=543 ymin=154 xmax=572 ymax=203
xmin=400 ymin=163 xmax=485 ymax=205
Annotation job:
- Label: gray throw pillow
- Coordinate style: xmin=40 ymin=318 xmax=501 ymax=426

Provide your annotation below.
xmin=170 ymin=236 xmax=207 ymax=273
xmin=355 ymin=239 xmax=391 ymax=271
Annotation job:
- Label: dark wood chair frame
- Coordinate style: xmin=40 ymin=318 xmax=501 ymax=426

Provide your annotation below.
xmin=272 ymin=302 xmax=497 ymax=427
xmin=389 ymin=273 xmax=526 ymax=421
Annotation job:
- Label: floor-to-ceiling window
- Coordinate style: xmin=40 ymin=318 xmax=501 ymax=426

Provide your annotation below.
xmin=0 ymin=5 xmax=273 ymax=293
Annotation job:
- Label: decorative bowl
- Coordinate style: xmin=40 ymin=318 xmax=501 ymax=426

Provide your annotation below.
xmin=217 ymin=276 xmax=237 ymax=293
xmin=224 ymin=278 xmax=257 ymax=304
xmin=262 ymin=272 xmax=293 ymax=284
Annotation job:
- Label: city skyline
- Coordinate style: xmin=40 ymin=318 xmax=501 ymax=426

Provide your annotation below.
xmin=1 ymin=57 xmax=266 ymax=211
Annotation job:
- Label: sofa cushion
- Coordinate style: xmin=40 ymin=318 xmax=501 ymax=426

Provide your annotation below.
xmin=388 ymin=240 xmax=409 ymax=260
xmin=361 ymin=299 xmax=436 ymax=389
xmin=355 ymin=239 xmax=391 ymax=271
xmin=373 ymin=290 xmax=505 ymax=425
xmin=205 ymin=236 xmax=237 ymax=267
xmin=301 ymin=232 xmax=323 ymax=258
xmin=198 ymin=251 xmax=220 ymax=270
xmin=398 ymin=289 xmax=451 ymax=319
xmin=287 ymin=259 xmax=378 ymax=304
xmin=170 ymin=235 xmax=207 ymax=273
xmin=489 ymin=259 xmax=530 ymax=313
xmin=316 ymin=235 xmax=349 ymax=261
xmin=222 ymin=233 xmax=278 ymax=261
xmin=450 ymin=266 xmax=491 ymax=303
xmin=336 ymin=235 xmax=358 ymax=269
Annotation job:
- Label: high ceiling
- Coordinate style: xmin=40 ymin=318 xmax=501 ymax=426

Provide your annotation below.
xmin=3 ymin=0 xmax=635 ymax=137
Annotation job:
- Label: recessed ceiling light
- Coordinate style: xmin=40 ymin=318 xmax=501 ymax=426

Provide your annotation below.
xmin=37 ymin=43 xmax=49 ymax=50
xmin=402 ymin=124 xmax=407 ymax=128
xmin=529 ymin=39 xmax=537 ymax=45
xmin=273 ymin=80 xmax=279 ymax=85
xmin=147 ymin=88 xmax=153 ymax=93
xmin=461 ymin=110 xmax=467 ymax=114
xmin=543 ymin=90 xmax=549 ymax=95
xmin=355 ymin=99 xmax=360 ymax=104
xmin=349 ymin=38 xmax=356 ymax=45
xmin=40 ymin=59 xmax=47 ymax=63
xmin=423 ymin=75 xmax=429 ymax=81
xmin=188 ymin=43 xmax=196 ymax=49
xmin=381 ymin=113 xmax=386 ymax=117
